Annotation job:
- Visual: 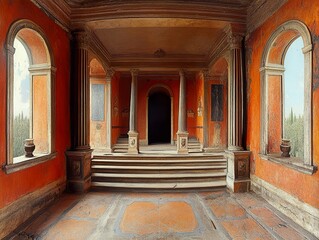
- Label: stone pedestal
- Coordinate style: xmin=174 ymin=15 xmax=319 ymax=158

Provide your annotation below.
xmin=128 ymin=131 xmax=139 ymax=154
xmin=66 ymin=149 xmax=93 ymax=193
xmin=225 ymin=150 xmax=251 ymax=192
xmin=177 ymin=131 xmax=189 ymax=154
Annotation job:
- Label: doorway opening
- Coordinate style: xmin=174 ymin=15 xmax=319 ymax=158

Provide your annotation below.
xmin=148 ymin=91 xmax=171 ymax=144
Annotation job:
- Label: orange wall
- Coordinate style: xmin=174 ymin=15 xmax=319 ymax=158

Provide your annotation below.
xmin=267 ymin=75 xmax=282 ymax=153
xmin=0 ymin=0 xmax=70 ymax=209
xmin=111 ymin=73 xmax=123 ymax=144
xmin=246 ymin=0 xmax=319 ymax=208
xmin=33 ymin=75 xmax=49 ymax=153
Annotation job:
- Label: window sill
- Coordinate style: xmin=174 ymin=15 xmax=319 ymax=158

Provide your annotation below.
xmin=259 ymin=153 xmax=317 ymax=175
xmin=3 ymin=152 xmax=57 ymax=174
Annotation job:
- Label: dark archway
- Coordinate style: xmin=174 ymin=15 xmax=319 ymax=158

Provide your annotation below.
xmin=148 ymin=91 xmax=171 ymax=144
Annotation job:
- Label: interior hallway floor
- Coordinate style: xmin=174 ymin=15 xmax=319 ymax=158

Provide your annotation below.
xmin=11 ymin=189 xmax=317 ymax=240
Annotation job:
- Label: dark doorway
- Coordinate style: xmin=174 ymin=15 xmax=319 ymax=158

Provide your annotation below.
xmin=148 ymin=91 xmax=171 ymax=144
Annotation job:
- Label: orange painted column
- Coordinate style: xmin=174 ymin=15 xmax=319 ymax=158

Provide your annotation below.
xmin=65 ymin=30 xmax=92 ymax=192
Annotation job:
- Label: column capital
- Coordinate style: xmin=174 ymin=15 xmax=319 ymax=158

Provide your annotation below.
xmin=201 ymin=69 xmax=210 ymax=81
xmin=130 ymin=69 xmax=139 ymax=77
xmin=73 ymin=31 xmax=91 ymax=49
xmin=106 ymin=68 xmax=115 ymax=81
xmin=227 ymin=34 xmax=243 ymax=50
xmin=179 ymin=69 xmax=185 ymax=78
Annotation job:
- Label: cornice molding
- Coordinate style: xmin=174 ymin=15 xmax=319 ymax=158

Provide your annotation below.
xmin=208 ymin=23 xmax=245 ymax=66
xmin=247 ymin=0 xmax=289 ymax=35
xmin=69 ymin=3 xmax=247 ymax=24
xmin=73 ymin=28 xmax=111 ymax=68
xmin=31 ymin=0 xmax=71 ymax=32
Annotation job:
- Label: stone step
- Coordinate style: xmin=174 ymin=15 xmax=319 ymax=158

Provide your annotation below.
xmin=92 ymin=171 xmax=225 ymax=179
xmin=91 ymin=180 xmax=227 ymax=190
xmin=92 ymin=158 xmax=226 ymax=165
xmin=92 ymin=172 xmax=226 ymax=183
xmin=91 ymin=164 xmax=226 ymax=174
xmin=93 ymin=154 xmax=224 ymax=160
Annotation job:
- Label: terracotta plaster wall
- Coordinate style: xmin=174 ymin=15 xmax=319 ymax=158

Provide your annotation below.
xmin=246 ymin=0 xmax=319 ymax=208
xmin=192 ymin=74 xmax=204 ymax=143
xmin=111 ymin=73 xmax=122 ymax=144
xmin=0 ymin=0 xmax=70 ymax=209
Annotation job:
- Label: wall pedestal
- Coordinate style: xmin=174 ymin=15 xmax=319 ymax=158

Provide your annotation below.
xmin=128 ymin=130 xmax=139 ymax=154
xmin=66 ymin=149 xmax=92 ymax=193
xmin=225 ymin=150 xmax=250 ymax=192
xmin=177 ymin=131 xmax=189 ymax=154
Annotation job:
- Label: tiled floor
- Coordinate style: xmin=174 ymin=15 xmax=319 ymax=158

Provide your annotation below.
xmin=12 ymin=190 xmax=317 ymax=240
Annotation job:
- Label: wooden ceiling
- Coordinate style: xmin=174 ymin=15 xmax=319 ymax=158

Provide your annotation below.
xmin=31 ymin=0 xmax=285 ymax=70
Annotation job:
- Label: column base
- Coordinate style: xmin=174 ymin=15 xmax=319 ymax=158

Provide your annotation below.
xmin=176 ymin=131 xmax=189 ymax=154
xmin=128 ymin=131 xmax=139 ymax=154
xmin=65 ymin=149 xmax=93 ymax=193
xmin=228 ymin=145 xmax=244 ymax=151
xmin=225 ymin=150 xmax=251 ymax=193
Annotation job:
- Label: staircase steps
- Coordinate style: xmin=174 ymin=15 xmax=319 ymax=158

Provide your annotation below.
xmin=91 ymin=154 xmax=227 ymax=191
xmin=113 ymin=137 xmax=128 ymax=153
xmin=188 ymin=137 xmax=202 ymax=153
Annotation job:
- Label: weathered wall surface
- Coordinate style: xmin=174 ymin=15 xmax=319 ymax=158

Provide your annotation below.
xmin=246 ymin=0 xmax=319 ymax=209
xmin=0 ymin=0 xmax=70 ymax=211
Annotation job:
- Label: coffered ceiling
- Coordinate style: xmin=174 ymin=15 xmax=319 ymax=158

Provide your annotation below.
xmin=31 ymin=0 xmax=286 ymax=70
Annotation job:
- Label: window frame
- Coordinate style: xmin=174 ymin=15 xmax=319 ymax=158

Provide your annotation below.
xmin=4 ymin=20 xmax=56 ymax=173
xmin=259 ymin=20 xmax=315 ymax=174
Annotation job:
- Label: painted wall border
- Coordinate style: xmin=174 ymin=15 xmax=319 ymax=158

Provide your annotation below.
xmin=251 ymin=175 xmax=319 ymax=238
xmin=0 ymin=179 xmax=66 ymax=239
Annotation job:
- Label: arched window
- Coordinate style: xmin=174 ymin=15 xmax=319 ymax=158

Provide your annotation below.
xmin=5 ymin=20 xmax=56 ymax=170
xmin=260 ymin=20 xmax=314 ymax=173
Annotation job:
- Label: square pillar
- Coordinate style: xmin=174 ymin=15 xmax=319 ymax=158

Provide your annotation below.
xmin=128 ymin=131 xmax=139 ymax=154
xmin=225 ymin=150 xmax=251 ymax=192
xmin=177 ymin=131 xmax=189 ymax=154
xmin=65 ymin=149 xmax=93 ymax=193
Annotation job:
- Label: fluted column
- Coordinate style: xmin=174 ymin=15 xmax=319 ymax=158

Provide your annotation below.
xmin=128 ymin=69 xmax=139 ymax=154
xmin=66 ymin=31 xmax=92 ymax=193
xmin=228 ymin=35 xmax=244 ymax=151
xmin=225 ymin=31 xmax=250 ymax=193
xmin=105 ymin=69 xmax=114 ymax=153
xmin=176 ymin=70 xmax=188 ymax=154
xmin=202 ymin=69 xmax=209 ymax=149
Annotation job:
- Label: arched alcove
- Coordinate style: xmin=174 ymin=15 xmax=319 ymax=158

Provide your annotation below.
xmin=260 ymin=20 xmax=313 ymax=166
xmin=6 ymin=20 xmax=55 ymax=163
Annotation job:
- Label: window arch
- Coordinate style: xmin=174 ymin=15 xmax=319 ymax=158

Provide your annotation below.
xmin=260 ymin=20 xmax=313 ymax=171
xmin=6 ymin=20 xmax=56 ymax=167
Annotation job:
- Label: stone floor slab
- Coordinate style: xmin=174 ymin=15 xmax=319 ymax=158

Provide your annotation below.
xmin=11 ymin=190 xmax=317 ymax=240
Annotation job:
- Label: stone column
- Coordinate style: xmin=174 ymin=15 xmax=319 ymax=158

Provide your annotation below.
xmin=105 ymin=69 xmax=114 ymax=153
xmin=225 ymin=33 xmax=250 ymax=192
xmin=228 ymin=35 xmax=244 ymax=151
xmin=65 ymin=31 xmax=92 ymax=193
xmin=202 ymin=70 xmax=209 ymax=150
xmin=127 ymin=69 xmax=139 ymax=154
xmin=176 ymin=70 xmax=188 ymax=154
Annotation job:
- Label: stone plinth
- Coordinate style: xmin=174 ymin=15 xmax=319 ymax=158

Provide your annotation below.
xmin=66 ymin=149 xmax=93 ymax=193
xmin=225 ymin=150 xmax=251 ymax=192
xmin=177 ymin=131 xmax=189 ymax=154
xmin=128 ymin=131 xmax=139 ymax=154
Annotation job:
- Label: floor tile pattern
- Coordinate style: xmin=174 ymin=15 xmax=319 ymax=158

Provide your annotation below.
xmin=11 ymin=190 xmax=317 ymax=240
